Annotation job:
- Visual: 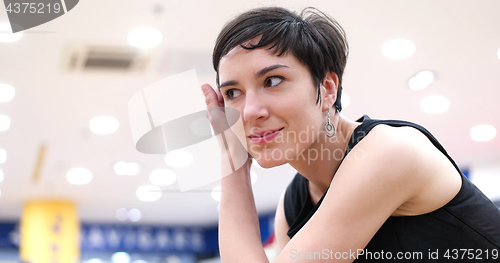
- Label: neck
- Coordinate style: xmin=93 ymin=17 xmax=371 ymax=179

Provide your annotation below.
xmin=288 ymin=113 xmax=360 ymax=197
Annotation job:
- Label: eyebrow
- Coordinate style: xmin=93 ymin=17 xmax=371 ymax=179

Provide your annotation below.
xmin=219 ymin=64 xmax=289 ymax=90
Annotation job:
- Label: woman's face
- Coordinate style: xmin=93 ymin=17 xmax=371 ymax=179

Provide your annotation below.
xmin=218 ymin=45 xmax=326 ymax=168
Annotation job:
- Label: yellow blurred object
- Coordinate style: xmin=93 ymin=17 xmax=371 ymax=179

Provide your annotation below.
xmin=32 ymin=143 xmax=47 ymax=184
xmin=20 ymin=200 xmax=80 ymax=263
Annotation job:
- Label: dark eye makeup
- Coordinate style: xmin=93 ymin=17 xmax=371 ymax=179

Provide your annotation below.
xmin=223 ymin=76 xmax=284 ymax=101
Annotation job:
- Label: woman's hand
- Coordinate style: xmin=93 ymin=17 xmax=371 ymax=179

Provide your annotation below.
xmin=202 ymin=83 xmax=229 ymax=135
xmin=201 ymin=83 xmax=251 ymax=176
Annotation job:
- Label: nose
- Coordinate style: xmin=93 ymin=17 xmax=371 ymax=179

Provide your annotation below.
xmin=243 ymin=90 xmax=269 ymax=122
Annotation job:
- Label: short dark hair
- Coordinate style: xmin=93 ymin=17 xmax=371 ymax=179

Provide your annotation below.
xmin=212 ymin=6 xmax=349 ymax=112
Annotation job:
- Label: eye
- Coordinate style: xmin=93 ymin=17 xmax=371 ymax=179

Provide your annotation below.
xmin=224 ymin=89 xmax=242 ymax=100
xmin=265 ymin=76 xmax=284 ymax=87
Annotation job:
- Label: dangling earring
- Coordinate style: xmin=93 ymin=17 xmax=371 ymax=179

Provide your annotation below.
xmin=324 ymin=105 xmax=336 ymax=137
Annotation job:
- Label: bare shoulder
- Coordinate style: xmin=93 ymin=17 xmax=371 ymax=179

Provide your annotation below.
xmin=335 ymin=124 xmax=429 ymax=202
xmin=343 ymin=124 xmax=428 ymax=179
xmin=358 ymin=124 xmax=447 ymax=166
xmin=359 ymin=124 xmax=431 ymax=155
xmin=274 ymin=190 xmax=290 ymax=253
xmin=272 ymin=123 xmax=463 ymax=261
xmin=356 ymin=124 xmax=463 ymax=216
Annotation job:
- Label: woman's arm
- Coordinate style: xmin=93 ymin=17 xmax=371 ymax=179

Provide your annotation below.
xmin=219 ymin=156 xmax=269 ymax=263
xmin=203 ymin=83 xmax=269 ymax=262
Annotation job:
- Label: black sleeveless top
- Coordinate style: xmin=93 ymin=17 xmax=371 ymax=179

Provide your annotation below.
xmin=284 ymin=115 xmax=500 ymax=262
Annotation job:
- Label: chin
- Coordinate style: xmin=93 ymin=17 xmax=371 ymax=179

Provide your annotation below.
xmin=253 ymin=157 xmax=288 ymax=169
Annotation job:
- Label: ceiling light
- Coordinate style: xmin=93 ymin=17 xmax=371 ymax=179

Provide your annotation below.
xmin=211 ymin=186 xmax=221 ymax=202
xmin=124 ymin=162 xmax=141 ymax=175
xmin=420 ymin=95 xmax=450 ymax=114
xmin=113 ymin=161 xmax=141 ymax=176
xmin=116 ymin=208 xmax=128 ymax=221
xmin=409 ymin=71 xmax=435 ymax=90
xmin=164 ymin=149 xmax=193 ymax=167
xmin=127 ymin=27 xmax=163 ymax=48
xmin=0 ymin=149 xmax=6 ymax=163
xmin=89 ymin=116 xmax=119 ymax=134
xmin=136 ymin=185 xmax=162 ymax=202
xmin=111 ymin=252 xmax=131 ymax=263
xmin=382 ymin=39 xmax=415 ymax=59
xmin=250 ymin=171 xmax=257 ymax=185
xmin=66 ymin=168 xmax=93 ymax=185
xmin=0 ymin=84 xmax=15 ymax=102
xmin=0 ymin=115 xmax=11 ymax=132
xmin=150 ymin=168 xmax=177 ymax=186
xmin=114 ymin=161 xmax=128 ymax=175
xmin=127 ymin=208 xmax=142 ymax=222
xmin=470 ymin=125 xmax=496 ymax=142
xmin=0 ymin=23 xmax=23 ymax=42
xmin=341 ymin=93 xmax=350 ymax=108
xmin=0 ymin=169 xmax=4 ymax=183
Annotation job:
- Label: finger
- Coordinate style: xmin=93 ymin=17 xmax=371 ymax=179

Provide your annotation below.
xmin=202 ymin=83 xmax=218 ymax=122
xmin=202 ymin=83 xmax=229 ymax=134
xmin=202 ymin=83 xmax=218 ymax=108
xmin=215 ymin=88 xmax=225 ymax=107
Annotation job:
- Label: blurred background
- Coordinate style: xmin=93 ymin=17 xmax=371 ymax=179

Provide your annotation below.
xmin=0 ymin=0 xmax=499 ymax=262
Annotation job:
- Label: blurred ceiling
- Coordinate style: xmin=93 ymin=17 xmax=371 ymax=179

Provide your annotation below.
xmin=0 ymin=0 xmax=499 ymax=226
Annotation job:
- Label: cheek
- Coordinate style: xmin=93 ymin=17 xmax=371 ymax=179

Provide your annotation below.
xmin=286 ymin=108 xmax=324 ymax=144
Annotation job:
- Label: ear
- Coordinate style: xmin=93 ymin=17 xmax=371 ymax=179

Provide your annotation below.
xmin=321 ymin=71 xmax=339 ymax=111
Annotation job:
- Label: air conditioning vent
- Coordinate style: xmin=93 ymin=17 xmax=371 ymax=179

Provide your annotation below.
xmin=63 ymin=45 xmax=151 ymax=72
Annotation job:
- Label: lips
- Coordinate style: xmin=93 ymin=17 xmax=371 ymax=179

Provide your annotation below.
xmin=248 ymin=127 xmax=284 ymax=144
xmin=248 ymin=127 xmax=284 ymax=138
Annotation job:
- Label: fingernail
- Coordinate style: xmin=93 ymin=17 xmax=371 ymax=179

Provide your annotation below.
xmin=201 ymin=85 xmax=209 ymax=95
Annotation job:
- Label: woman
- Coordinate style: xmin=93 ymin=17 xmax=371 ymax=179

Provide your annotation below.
xmin=201 ymin=6 xmax=500 ymax=262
